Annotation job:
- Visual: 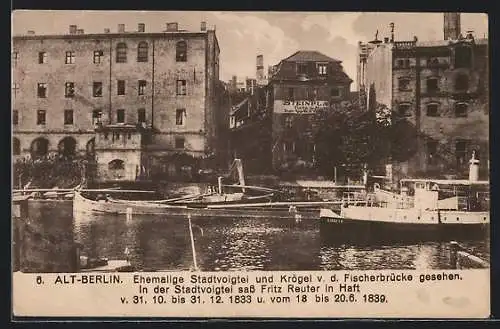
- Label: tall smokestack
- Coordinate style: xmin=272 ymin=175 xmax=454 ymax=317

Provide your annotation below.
xmin=444 ymin=13 xmax=461 ymax=40
xmin=256 ymin=54 xmax=264 ymax=83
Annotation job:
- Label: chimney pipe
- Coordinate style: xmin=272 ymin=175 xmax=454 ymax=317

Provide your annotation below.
xmin=201 ymin=21 xmax=207 ymax=31
xmin=384 ymin=37 xmax=389 ymax=43
xmin=69 ymin=25 xmax=77 ymax=35
xmin=118 ymin=24 xmax=125 ymax=33
xmin=104 ymin=28 xmax=110 ymax=33
xmin=138 ymin=23 xmax=145 ymax=32
xmin=389 ymin=22 xmax=395 ymax=42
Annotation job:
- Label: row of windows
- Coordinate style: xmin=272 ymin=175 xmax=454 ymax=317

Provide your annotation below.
xmin=13 ymin=79 xmax=188 ymax=98
xmin=286 ymin=87 xmax=340 ymax=100
xmin=397 ymin=102 xmax=468 ymax=117
xmin=100 ymin=132 xmax=185 ymax=149
xmin=296 ymin=62 xmax=329 ymax=76
xmin=12 ymin=40 xmax=188 ymax=65
xmin=13 ymin=108 xmax=187 ymax=126
xmin=398 ymin=74 xmax=469 ymax=92
xmin=395 ymin=46 xmax=473 ymax=69
xmin=427 ymin=139 xmax=471 ymax=167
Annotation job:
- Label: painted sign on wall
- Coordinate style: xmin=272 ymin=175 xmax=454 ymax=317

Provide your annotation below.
xmin=274 ymin=100 xmax=330 ymax=114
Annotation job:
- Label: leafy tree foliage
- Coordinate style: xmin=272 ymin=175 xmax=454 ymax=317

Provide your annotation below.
xmin=313 ymin=98 xmax=417 ymax=177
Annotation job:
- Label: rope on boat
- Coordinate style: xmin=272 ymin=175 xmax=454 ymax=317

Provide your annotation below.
xmin=187 ymin=214 xmax=199 ymax=271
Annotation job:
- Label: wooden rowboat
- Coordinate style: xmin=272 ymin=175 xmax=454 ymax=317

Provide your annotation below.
xmin=73 ymin=191 xmax=343 ymax=222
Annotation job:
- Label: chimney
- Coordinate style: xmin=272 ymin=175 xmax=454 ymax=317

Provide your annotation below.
xmin=76 ymin=29 xmax=84 ymax=35
xmin=166 ymin=22 xmax=179 ymax=32
xmin=138 ymin=23 xmax=145 ymax=32
xmin=27 ymin=30 xmax=35 ymax=35
xmin=118 ymin=24 xmax=125 ymax=33
xmin=256 ymin=54 xmax=264 ymax=82
xmin=200 ymin=21 xmax=207 ymax=31
xmin=444 ymin=13 xmax=461 ymax=40
xmin=69 ymin=25 xmax=77 ymax=35
xmin=389 ymin=22 xmax=395 ymax=42
xmin=104 ymin=28 xmax=110 ymax=33
xmin=383 ymin=37 xmax=389 ymax=43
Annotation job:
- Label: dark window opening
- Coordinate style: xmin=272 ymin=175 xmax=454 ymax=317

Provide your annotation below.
xmin=175 ymin=137 xmax=185 ymax=149
xmin=117 ymin=80 xmax=126 ymax=95
xmin=58 ymin=137 xmax=76 ymax=157
xmin=398 ymin=104 xmax=411 ymax=116
xmin=92 ymin=109 xmax=102 ymax=125
xmin=116 ymin=43 xmax=127 ymax=63
xmin=297 ymin=63 xmax=308 ymax=75
xmin=426 ymin=77 xmax=439 ymax=93
xmin=93 ymin=81 xmax=103 ymax=97
xmin=117 ymin=109 xmax=125 ymax=123
xmin=176 ymin=109 xmax=186 ymax=125
xmin=12 ymin=51 xmax=18 ymax=66
xmin=13 ymin=138 xmax=20 ymax=155
xmin=13 ymin=110 xmax=18 ymax=125
xmin=137 ymin=42 xmax=148 ymax=62
xmin=65 ymin=82 xmax=75 ymax=98
xmin=38 ymin=52 xmax=47 ymax=64
xmin=176 ymin=80 xmax=187 ymax=95
xmin=455 ymin=103 xmax=468 ymax=117
xmin=427 ymin=140 xmax=438 ymax=165
xmin=426 ymin=104 xmax=439 ymax=117
xmin=64 ymin=109 xmax=74 ymax=125
xmin=331 ymin=88 xmax=340 ymax=97
xmin=398 ymin=78 xmax=410 ymax=91
xmin=138 ymin=108 xmax=146 ymax=123
xmin=138 ymin=80 xmax=147 ymax=95
xmin=37 ymin=83 xmax=47 ymax=98
xmin=108 ymin=159 xmax=125 ymax=170
xmin=37 ymin=110 xmax=46 ymax=125
xmin=31 ymin=138 xmax=49 ymax=158
xmin=455 ymin=74 xmax=469 ymax=91
xmin=93 ymin=50 xmax=104 ymax=64
xmin=456 ymin=139 xmax=467 ymax=167
xmin=454 ymin=46 xmax=472 ymax=68
xmin=288 ymin=87 xmax=295 ymax=100
xmin=285 ymin=116 xmax=293 ymax=128
xmin=65 ymin=51 xmax=75 ymax=64
xmin=176 ymin=41 xmax=187 ymax=62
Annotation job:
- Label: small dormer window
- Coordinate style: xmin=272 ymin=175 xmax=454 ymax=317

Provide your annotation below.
xmin=297 ymin=63 xmax=307 ymax=75
xmin=317 ymin=63 xmax=327 ymax=75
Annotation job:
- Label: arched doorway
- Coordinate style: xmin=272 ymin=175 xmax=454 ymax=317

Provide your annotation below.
xmin=58 ymin=137 xmax=77 ymax=157
xmin=108 ymin=159 xmax=125 ymax=179
xmin=86 ymin=138 xmax=95 ymax=157
xmin=13 ymin=137 xmax=20 ymax=155
xmin=30 ymin=137 xmax=49 ymax=158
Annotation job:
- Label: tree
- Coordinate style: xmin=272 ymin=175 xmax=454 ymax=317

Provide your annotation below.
xmin=313 ymin=98 xmax=417 ymax=179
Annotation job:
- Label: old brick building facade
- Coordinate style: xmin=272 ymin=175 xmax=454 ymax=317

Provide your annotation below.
xmin=12 ymin=22 xmax=226 ymax=181
xmin=357 ymin=14 xmax=489 ymax=180
xmin=229 ymin=51 xmax=353 ymax=175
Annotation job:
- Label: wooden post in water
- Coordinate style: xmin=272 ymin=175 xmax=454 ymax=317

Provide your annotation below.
xmin=188 ymin=214 xmax=199 ymax=271
xmin=449 ymin=241 xmax=459 ymax=269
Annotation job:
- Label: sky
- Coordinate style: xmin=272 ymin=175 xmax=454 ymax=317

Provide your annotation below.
xmin=12 ymin=11 xmax=488 ymax=89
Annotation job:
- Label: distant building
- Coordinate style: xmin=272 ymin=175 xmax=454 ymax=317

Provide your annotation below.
xmin=12 ymin=21 xmax=228 ymax=181
xmin=357 ymin=13 xmax=489 ymax=180
xmin=229 ymin=50 xmax=353 ymax=175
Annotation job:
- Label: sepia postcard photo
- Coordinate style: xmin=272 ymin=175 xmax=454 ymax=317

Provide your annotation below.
xmin=11 ymin=10 xmax=490 ymax=318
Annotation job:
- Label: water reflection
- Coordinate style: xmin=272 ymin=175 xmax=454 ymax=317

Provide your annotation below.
xmin=14 ymin=201 xmax=490 ymax=272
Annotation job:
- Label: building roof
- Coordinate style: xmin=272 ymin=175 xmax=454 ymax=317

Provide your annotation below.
xmin=283 ymin=50 xmax=341 ymax=63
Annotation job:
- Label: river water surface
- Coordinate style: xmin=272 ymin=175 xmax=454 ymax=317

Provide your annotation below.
xmin=13 ymin=201 xmax=490 ymax=272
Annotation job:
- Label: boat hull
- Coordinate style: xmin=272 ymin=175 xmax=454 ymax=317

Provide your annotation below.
xmin=319 ymin=207 xmax=489 ymax=244
xmin=73 ymin=192 xmax=323 ymax=221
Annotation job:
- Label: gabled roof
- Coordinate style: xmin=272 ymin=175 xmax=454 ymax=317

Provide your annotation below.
xmin=283 ymin=50 xmax=341 ymax=63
